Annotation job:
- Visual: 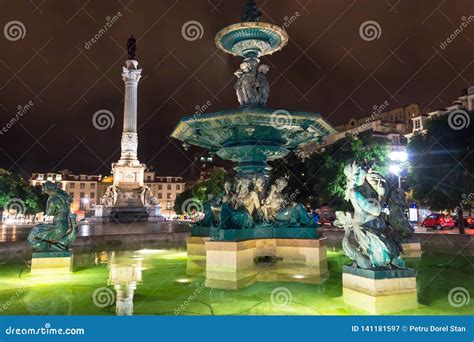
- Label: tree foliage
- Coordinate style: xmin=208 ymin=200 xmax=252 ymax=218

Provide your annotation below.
xmin=174 ymin=168 xmax=227 ymax=215
xmin=0 ymin=169 xmax=47 ymax=215
xmin=271 ymin=132 xmax=388 ymax=211
xmin=408 ymin=111 xmax=474 ymax=213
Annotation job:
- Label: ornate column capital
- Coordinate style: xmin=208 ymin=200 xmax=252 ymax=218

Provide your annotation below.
xmin=122 ymin=60 xmax=142 ymax=84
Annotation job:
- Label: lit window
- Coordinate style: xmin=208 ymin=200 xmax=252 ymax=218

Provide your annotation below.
xmin=414 ymin=119 xmax=421 ymax=130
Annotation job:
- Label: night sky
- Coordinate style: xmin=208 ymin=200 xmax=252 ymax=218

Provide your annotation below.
xmin=0 ymin=0 xmax=472 ymax=180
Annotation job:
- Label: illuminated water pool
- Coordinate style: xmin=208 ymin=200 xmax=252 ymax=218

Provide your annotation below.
xmin=0 ymin=248 xmax=472 ymax=315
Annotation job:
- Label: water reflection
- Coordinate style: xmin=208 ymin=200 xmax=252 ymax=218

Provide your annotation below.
xmin=107 ymin=251 xmax=143 ymax=316
xmin=186 ymin=256 xmax=329 ymax=290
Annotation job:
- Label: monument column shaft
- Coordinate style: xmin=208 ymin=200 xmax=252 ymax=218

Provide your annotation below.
xmin=120 ymin=60 xmax=142 ymax=162
xmin=123 ymin=81 xmax=138 ymax=133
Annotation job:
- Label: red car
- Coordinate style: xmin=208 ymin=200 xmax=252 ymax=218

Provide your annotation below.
xmin=421 ymin=213 xmax=455 ymax=230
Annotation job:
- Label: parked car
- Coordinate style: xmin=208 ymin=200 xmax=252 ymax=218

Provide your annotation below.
xmin=421 ymin=213 xmax=455 ymax=230
xmin=453 ymin=216 xmax=474 ymax=228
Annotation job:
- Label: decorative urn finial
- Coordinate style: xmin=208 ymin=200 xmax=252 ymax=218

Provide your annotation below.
xmin=241 ymin=0 xmax=262 ymax=22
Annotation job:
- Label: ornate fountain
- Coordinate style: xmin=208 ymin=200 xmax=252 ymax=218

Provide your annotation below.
xmin=172 ymin=1 xmax=335 ymax=289
xmin=171 ymin=1 xmax=335 ymax=242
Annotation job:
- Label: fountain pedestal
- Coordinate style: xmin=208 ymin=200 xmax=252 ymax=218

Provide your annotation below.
xmin=30 ymin=252 xmax=72 ymax=275
xmin=342 ymin=266 xmax=418 ymax=314
xmin=205 ymin=237 xmax=328 ymax=289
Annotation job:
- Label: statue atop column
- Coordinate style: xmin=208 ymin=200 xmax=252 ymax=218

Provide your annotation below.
xmin=127 ymin=35 xmax=137 ymax=60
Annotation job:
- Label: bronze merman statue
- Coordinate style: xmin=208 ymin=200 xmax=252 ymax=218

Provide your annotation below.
xmin=27 ymin=181 xmax=77 ymax=252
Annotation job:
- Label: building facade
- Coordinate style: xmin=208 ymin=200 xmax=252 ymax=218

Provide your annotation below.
xmin=405 ymin=86 xmax=474 ymax=141
xmin=29 ymin=170 xmax=103 ymax=216
xmin=144 ymin=171 xmax=186 ymax=218
xmin=300 ymin=104 xmax=420 ymax=158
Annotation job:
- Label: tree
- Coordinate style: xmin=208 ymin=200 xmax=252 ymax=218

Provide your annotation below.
xmin=0 ymin=169 xmax=47 ymax=218
xmin=306 ymin=131 xmax=389 ymax=211
xmin=174 ymin=168 xmax=227 ymax=215
xmin=408 ymin=111 xmax=474 ymax=234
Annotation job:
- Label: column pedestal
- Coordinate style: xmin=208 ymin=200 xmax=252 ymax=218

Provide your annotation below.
xmin=342 ymin=266 xmax=418 ymax=314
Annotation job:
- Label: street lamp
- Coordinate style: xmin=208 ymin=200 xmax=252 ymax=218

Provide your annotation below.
xmin=389 ymin=150 xmax=408 ymax=188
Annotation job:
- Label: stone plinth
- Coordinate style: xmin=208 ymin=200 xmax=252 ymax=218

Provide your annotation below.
xmin=402 ymin=242 xmax=422 ymax=258
xmin=205 ymin=240 xmax=256 ymax=289
xmin=31 ymin=251 xmax=72 ymax=275
xmin=187 ymin=236 xmax=210 ymax=257
xmin=204 ymin=237 xmax=327 ymax=289
xmin=342 ymin=266 xmax=418 ymax=314
xmin=275 ymin=238 xmax=327 ymax=266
